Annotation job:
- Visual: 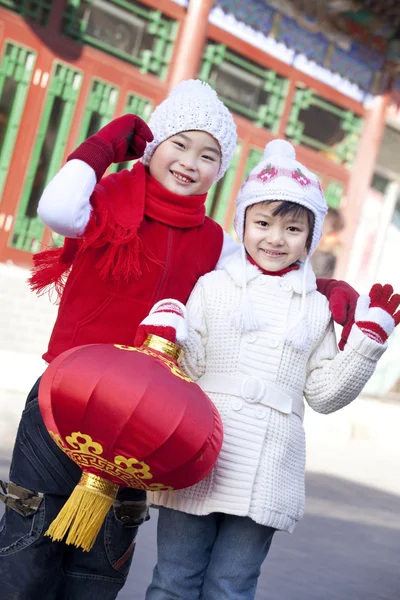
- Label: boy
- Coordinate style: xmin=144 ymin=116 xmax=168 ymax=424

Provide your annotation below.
xmin=143 ymin=140 xmax=400 ymax=600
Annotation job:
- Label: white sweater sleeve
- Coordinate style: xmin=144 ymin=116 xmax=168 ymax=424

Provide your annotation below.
xmin=215 ymin=231 xmax=239 ymax=270
xmin=180 ymin=281 xmax=208 ymax=382
xmin=37 ymin=160 xmax=96 ymax=238
xmin=304 ymin=322 xmax=387 ymax=414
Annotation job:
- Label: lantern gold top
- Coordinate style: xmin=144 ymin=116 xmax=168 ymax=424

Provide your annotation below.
xmin=143 ymin=334 xmax=183 ymax=363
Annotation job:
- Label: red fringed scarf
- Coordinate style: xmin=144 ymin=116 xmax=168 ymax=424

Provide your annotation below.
xmin=29 ymin=162 xmax=207 ymax=297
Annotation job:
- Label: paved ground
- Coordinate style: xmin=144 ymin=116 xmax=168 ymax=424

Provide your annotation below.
xmin=117 ymin=472 xmax=400 ymax=600
xmin=1 ymin=390 xmax=400 ymax=599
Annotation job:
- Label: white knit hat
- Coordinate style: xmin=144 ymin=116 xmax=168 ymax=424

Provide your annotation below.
xmin=235 ymin=139 xmax=327 ymax=252
xmin=141 ymin=79 xmax=237 ymax=180
xmin=233 ymin=139 xmax=328 ymax=350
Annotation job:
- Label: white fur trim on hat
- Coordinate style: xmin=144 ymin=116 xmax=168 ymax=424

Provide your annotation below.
xmin=141 ymin=79 xmax=237 ymax=181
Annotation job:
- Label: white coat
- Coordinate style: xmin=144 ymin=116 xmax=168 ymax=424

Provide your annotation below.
xmin=150 ymin=250 xmax=386 ymax=533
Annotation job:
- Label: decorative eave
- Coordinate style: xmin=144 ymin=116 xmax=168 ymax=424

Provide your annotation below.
xmin=209 ymin=3 xmax=379 ymax=106
xmin=172 ymin=0 xmax=400 ymax=105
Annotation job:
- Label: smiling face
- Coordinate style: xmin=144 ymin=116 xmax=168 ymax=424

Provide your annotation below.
xmin=148 ymin=130 xmax=221 ymax=196
xmin=244 ymin=201 xmax=312 ymax=272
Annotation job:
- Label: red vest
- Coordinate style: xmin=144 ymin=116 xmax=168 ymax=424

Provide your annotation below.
xmin=43 ymin=216 xmax=222 ymax=362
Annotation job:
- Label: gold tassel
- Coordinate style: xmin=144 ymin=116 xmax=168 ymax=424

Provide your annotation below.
xmin=45 ymin=472 xmax=119 ymax=552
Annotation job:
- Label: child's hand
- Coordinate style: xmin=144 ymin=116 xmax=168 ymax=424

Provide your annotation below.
xmin=67 ymin=114 xmax=154 ymax=181
xmin=316 ymin=278 xmax=359 ymax=350
xmin=355 ymin=284 xmax=400 ymax=344
xmin=134 ymin=300 xmax=188 ymax=347
xmin=95 ymin=114 xmax=154 ymax=161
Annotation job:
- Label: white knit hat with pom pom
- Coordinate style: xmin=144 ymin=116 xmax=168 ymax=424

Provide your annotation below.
xmin=234 ymin=138 xmax=327 ymax=251
xmin=232 ymin=139 xmax=328 ymax=350
xmin=141 ymin=79 xmax=237 ymax=180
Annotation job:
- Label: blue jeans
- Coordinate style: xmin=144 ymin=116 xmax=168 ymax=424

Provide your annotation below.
xmin=146 ymin=507 xmax=275 ymax=600
xmin=0 ymin=378 xmax=148 ymax=600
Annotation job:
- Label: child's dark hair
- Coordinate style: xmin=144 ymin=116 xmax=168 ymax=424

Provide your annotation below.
xmin=261 ymin=200 xmax=314 ymax=251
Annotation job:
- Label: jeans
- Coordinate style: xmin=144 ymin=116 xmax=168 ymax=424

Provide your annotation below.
xmin=146 ymin=507 xmax=275 ymax=600
xmin=0 ymin=379 xmax=148 ymax=600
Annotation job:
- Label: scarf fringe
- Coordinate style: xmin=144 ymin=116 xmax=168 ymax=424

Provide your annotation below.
xmin=82 ymin=200 xmax=145 ymax=281
xmin=28 ymin=240 xmax=78 ymax=301
xmin=95 ymin=231 xmax=143 ymax=282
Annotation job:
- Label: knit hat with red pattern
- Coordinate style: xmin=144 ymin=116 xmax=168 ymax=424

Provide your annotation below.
xmin=235 ymin=139 xmax=327 ymax=253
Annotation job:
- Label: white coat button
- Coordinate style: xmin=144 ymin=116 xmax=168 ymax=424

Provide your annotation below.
xmin=269 ymin=338 xmax=279 ymax=349
xmin=256 ymin=407 xmax=268 ymax=419
xmin=247 ymin=333 xmax=257 ymax=343
xmin=281 ymin=282 xmax=292 ymax=292
xmin=232 ymin=399 xmax=243 ymax=411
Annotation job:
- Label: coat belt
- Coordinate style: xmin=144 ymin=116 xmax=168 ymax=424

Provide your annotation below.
xmin=197 ymin=373 xmax=304 ymax=420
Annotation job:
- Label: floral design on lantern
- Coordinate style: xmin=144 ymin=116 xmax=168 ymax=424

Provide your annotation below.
xmin=50 ymin=431 xmax=169 ymax=491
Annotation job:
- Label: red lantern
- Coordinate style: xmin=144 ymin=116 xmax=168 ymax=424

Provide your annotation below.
xmin=39 ymin=335 xmax=223 ymax=551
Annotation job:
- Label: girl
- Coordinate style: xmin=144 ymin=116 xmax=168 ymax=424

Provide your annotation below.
xmin=0 ymin=79 xmax=238 ymax=600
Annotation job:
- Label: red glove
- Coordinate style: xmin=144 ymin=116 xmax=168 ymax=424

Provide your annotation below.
xmin=67 ymin=114 xmax=153 ymax=181
xmin=355 ymin=284 xmax=400 ymax=344
xmin=134 ymin=299 xmax=188 ymax=348
xmin=317 ymin=278 xmax=359 ymax=350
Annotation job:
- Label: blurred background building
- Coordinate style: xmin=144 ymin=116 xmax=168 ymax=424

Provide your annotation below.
xmin=0 ymin=0 xmax=399 ymax=399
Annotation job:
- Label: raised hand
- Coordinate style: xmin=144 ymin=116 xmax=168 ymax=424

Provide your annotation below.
xmin=355 ymin=283 xmax=400 ymax=344
xmin=67 ymin=114 xmax=153 ymax=181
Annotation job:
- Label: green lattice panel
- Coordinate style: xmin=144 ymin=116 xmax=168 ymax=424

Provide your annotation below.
xmin=0 ymin=42 xmax=36 ymax=199
xmin=62 ymin=0 xmax=178 ymax=80
xmin=243 ymin=148 xmax=263 ymax=179
xmin=109 ymin=92 xmax=153 ymax=174
xmin=200 ymin=43 xmax=289 ymax=133
xmin=124 ymin=93 xmax=153 ymax=121
xmin=0 ymin=0 xmax=52 ymax=26
xmin=11 ymin=63 xmax=82 ymax=253
xmin=285 ymin=87 xmax=363 ymax=167
xmin=77 ymin=79 xmax=119 ymax=144
xmin=206 ymin=143 xmax=242 ymax=229
xmin=324 ymin=180 xmax=344 ymax=209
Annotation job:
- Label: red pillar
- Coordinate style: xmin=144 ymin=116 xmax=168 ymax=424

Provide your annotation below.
xmin=335 ymin=92 xmax=390 ymax=280
xmin=167 ymin=0 xmax=214 ymax=90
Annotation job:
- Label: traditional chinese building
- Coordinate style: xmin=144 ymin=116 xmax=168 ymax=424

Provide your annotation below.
xmin=0 ymin=0 xmax=399 ymax=280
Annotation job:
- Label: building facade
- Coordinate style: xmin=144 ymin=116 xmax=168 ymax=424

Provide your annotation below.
xmin=0 ymin=0 xmax=399 ymax=279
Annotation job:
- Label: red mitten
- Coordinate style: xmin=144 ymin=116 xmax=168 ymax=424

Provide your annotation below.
xmin=355 ymin=283 xmax=400 ymax=344
xmin=317 ymin=278 xmax=359 ymax=350
xmin=67 ymin=114 xmax=153 ymax=181
xmin=134 ymin=299 xmax=188 ymax=347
